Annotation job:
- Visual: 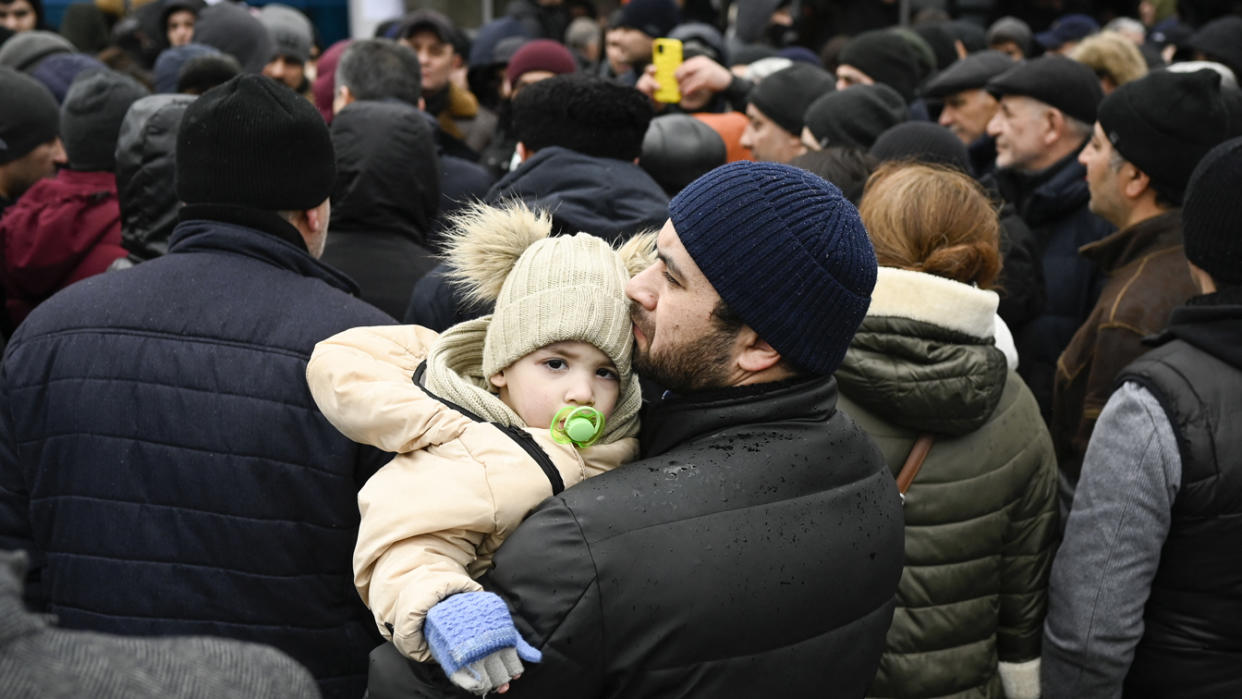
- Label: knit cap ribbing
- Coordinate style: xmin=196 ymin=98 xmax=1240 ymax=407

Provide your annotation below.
xmin=669 ymin=162 xmax=876 ymax=376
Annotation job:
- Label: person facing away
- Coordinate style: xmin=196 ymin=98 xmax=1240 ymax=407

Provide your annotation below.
xmin=0 ymin=74 xmax=396 ymax=698
xmin=308 ymin=201 xmax=652 ymax=695
xmin=366 ymin=160 xmax=907 ymax=698
xmin=837 ymin=162 xmax=1059 ymax=699
xmin=1042 ymin=135 xmax=1242 ymax=699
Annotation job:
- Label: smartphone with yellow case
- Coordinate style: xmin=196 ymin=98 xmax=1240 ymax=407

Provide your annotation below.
xmin=652 ymin=37 xmax=683 ymax=103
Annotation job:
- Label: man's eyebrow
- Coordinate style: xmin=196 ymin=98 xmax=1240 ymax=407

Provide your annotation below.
xmin=658 ymin=251 xmax=685 ymax=282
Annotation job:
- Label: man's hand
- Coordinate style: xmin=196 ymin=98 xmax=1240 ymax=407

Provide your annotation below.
xmin=675 ymin=55 xmax=733 ymax=97
xmin=424 ymin=591 xmax=542 ymax=696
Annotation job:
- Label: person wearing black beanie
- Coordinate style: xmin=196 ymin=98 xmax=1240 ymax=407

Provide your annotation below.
xmin=1044 ymin=135 xmax=1242 ymax=699
xmin=869 ymin=121 xmax=972 ymax=174
xmin=0 ymin=66 xmax=394 ymax=699
xmin=0 ymin=66 xmax=62 ymax=216
xmin=836 ymin=30 xmax=924 ymax=104
xmin=802 ymin=82 xmax=906 ymax=151
xmin=742 ymin=62 xmax=835 ymax=163
xmin=1051 ymin=68 xmax=1233 ymax=482
xmin=983 ymin=54 xmax=1113 ymax=423
xmin=0 ymin=69 xmax=149 ymax=326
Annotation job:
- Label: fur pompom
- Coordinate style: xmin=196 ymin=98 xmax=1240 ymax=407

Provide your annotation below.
xmin=618 ymin=231 xmax=657 ymax=278
xmin=441 ymin=200 xmax=553 ymax=306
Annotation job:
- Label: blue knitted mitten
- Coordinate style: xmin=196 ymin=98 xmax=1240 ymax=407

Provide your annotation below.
xmin=425 ymin=591 xmax=542 ymax=691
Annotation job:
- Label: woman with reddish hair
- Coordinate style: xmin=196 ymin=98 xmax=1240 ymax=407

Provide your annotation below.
xmin=838 ymin=161 xmax=1059 ymax=699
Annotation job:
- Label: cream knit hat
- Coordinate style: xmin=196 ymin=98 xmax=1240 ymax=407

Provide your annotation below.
xmin=441 ymin=202 xmax=652 ymax=439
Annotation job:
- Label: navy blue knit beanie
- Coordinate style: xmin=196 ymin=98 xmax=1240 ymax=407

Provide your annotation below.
xmin=669 ymin=161 xmax=877 ymax=376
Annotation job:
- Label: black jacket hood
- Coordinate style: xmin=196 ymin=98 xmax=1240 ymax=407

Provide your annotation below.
xmin=329 ymin=100 xmax=441 ymax=244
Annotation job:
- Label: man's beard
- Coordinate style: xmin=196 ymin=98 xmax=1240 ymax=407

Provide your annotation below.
xmin=632 ymin=312 xmax=737 ymax=395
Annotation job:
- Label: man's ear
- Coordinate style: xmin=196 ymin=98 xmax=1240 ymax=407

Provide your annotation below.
xmin=735 ymin=327 xmax=783 ymax=373
xmin=333 ymin=84 xmax=353 ymax=115
xmin=1043 ymin=108 xmax=1063 ymax=145
xmin=516 ymin=142 xmax=532 ymax=162
xmin=304 ymin=205 xmax=325 ymax=238
xmin=1124 ymin=165 xmax=1152 ymax=199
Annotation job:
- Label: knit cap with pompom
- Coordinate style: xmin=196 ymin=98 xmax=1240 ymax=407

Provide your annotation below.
xmin=442 ymin=202 xmax=652 ymax=437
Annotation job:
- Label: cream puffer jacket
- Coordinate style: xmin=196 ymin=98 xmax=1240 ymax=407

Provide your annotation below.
xmin=306 ymin=324 xmax=638 ymax=662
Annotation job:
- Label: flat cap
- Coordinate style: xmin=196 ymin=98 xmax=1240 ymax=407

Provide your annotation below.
xmin=923 ymin=50 xmax=1015 ymax=99
xmin=986 ymin=55 xmax=1102 ymax=124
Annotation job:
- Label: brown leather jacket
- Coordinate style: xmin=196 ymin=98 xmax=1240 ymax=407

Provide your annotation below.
xmin=1052 ymin=209 xmax=1198 ymax=482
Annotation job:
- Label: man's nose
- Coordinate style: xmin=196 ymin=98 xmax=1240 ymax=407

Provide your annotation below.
xmin=625 ymin=269 xmax=656 ymax=309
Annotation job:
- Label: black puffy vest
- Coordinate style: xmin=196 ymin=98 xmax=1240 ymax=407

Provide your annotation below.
xmin=1119 ymin=337 xmax=1242 ymax=698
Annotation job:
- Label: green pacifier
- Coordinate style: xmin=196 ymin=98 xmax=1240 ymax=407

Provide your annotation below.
xmin=551 ymin=405 xmax=606 ymax=448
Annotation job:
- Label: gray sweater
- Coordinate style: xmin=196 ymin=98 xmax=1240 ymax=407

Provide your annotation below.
xmin=1041 ymin=381 xmax=1182 ymax=698
xmin=0 ymin=551 xmax=322 ymax=699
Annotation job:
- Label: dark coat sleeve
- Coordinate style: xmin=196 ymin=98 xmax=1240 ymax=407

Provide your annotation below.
xmin=363 ymin=496 xmax=604 ymax=699
xmin=996 ymin=209 xmax=1046 ymax=335
xmin=479 ymin=496 xmax=605 ymax=698
xmin=0 ymin=360 xmax=41 ymax=609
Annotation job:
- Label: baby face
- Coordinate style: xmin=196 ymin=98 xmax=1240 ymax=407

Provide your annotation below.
xmin=489 ymin=341 xmax=621 ymax=429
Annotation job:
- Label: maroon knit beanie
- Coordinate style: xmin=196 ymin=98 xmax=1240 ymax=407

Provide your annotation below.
xmin=505 ymin=39 xmax=577 ymax=85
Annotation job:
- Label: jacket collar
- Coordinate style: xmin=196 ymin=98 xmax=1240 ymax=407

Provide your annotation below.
xmin=169 ymin=205 xmax=361 ymax=295
xmin=1079 ymin=209 xmax=1183 ymax=274
xmin=639 ymin=375 xmax=837 ymax=459
xmin=867 ymin=267 xmax=998 ymax=339
xmin=995 ymin=145 xmax=1090 ymax=225
xmin=1154 ymin=287 xmax=1242 ymax=370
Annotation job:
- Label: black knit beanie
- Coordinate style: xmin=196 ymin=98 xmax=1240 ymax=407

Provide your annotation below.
xmin=176 ymin=74 xmax=334 ymax=210
xmin=803 ymin=83 xmax=907 ymax=149
xmin=616 ymin=0 xmax=679 ymax=38
xmin=870 ymin=121 xmax=972 ymax=174
xmin=838 ymin=30 xmax=923 ymax=103
xmin=511 ymin=73 xmax=652 ymax=161
xmin=748 ymin=63 xmax=836 ymax=136
xmin=60 ymin=69 xmax=150 ymax=171
xmin=1098 ymin=69 xmax=1230 ymax=205
xmin=1183 ymin=135 xmax=1242 ymax=285
xmin=1187 ymin=16 xmax=1242 ymax=84
xmin=986 ymin=55 xmax=1102 ymax=125
xmin=0 ymin=66 xmax=59 ymax=165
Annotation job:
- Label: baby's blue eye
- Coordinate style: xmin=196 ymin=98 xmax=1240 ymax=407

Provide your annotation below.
xmin=544 ymin=358 xmax=567 ymax=370
xmin=597 ymin=368 xmax=618 ymax=380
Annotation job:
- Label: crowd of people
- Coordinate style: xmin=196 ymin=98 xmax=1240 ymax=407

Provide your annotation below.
xmin=0 ymin=0 xmax=1239 ymax=697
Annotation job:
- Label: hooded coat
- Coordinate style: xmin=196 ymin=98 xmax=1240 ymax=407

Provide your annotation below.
xmin=485 ymin=146 xmax=668 ymax=242
xmin=836 ymin=268 xmax=1059 ymax=699
xmin=114 ymin=94 xmax=195 ymax=262
xmin=323 ymin=101 xmax=441 ymax=319
xmin=0 ymin=169 xmax=127 ymax=327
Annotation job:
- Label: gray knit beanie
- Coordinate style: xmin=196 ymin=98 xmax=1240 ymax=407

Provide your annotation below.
xmin=60 ymin=69 xmax=150 ymax=171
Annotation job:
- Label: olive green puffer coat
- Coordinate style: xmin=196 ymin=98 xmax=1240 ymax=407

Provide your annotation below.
xmin=837 ymin=268 xmax=1059 ymax=699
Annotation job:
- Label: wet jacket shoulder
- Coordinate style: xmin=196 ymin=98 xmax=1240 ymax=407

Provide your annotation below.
xmin=0 ymin=209 xmax=396 ymax=698
xmin=1052 ymin=209 xmax=1198 ymax=483
xmin=995 ymin=150 xmax=1113 ymax=419
xmin=115 ymin=94 xmax=195 ymax=262
xmin=486 ymin=146 xmax=669 ymax=242
xmin=367 ymin=373 xmax=905 ymax=698
xmin=324 ymin=100 xmax=442 ymax=319
xmin=836 ymin=268 xmax=1058 ymax=699
xmin=0 ymin=169 xmax=127 ymax=328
